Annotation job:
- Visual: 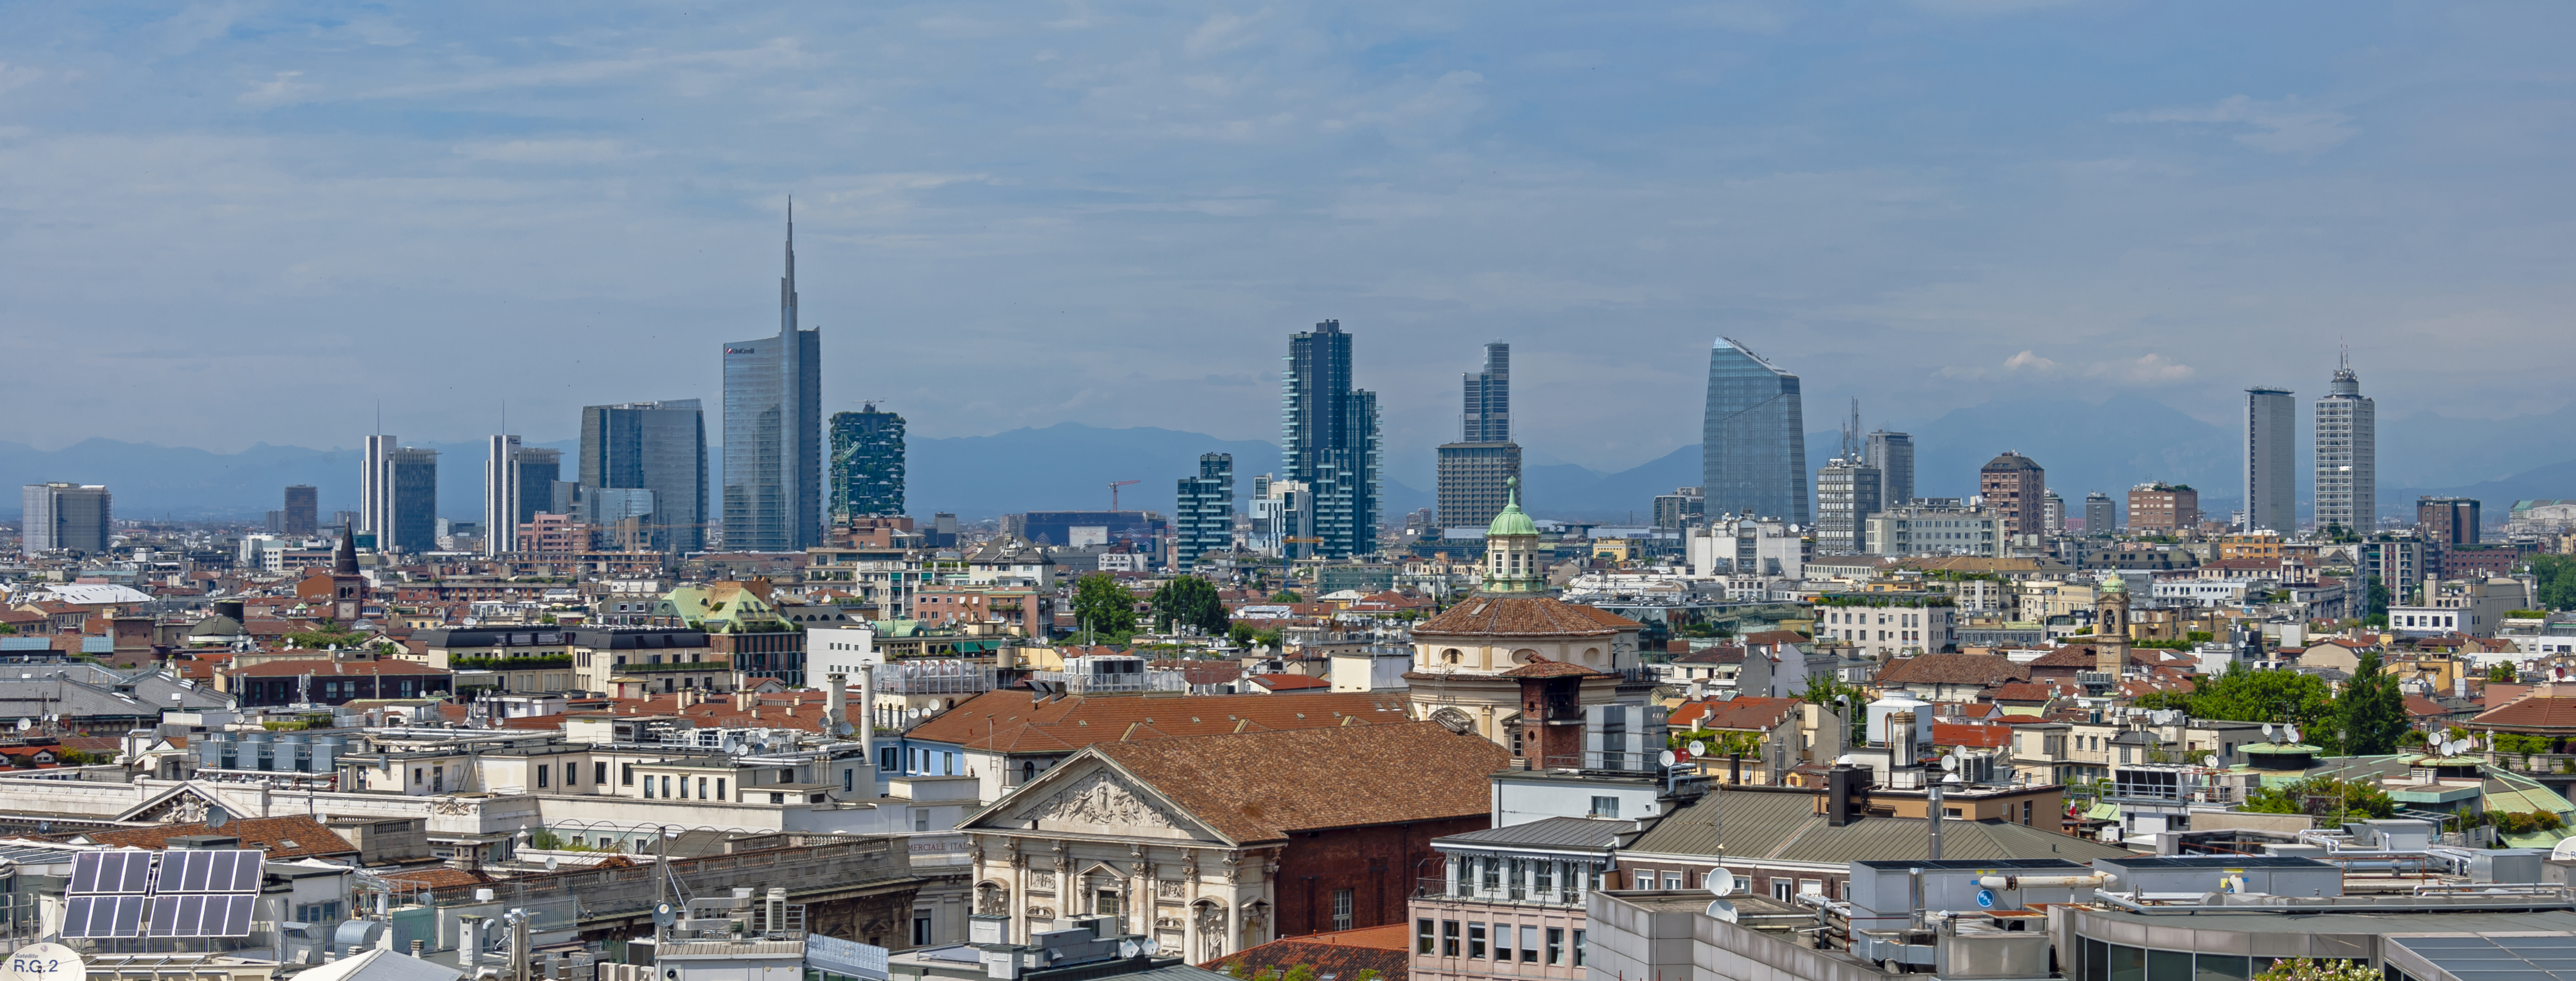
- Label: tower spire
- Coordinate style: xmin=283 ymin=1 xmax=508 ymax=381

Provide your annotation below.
xmin=781 ymin=196 xmax=798 ymax=337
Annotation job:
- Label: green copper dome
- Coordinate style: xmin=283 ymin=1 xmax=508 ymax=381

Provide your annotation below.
xmin=2099 ymin=575 xmax=2126 ymax=594
xmin=1487 ymin=477 xmax=1538 ymax=537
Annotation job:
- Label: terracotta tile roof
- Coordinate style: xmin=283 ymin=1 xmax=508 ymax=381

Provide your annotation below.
xmin=84 ymin=815 xmax=358 ymax=860
xmin=906 ymin=690 xmax=1414 ymax=752
xmin=1497 ymin=659 xmax=1601 ymax=679
xmin=1877 ymin=654 xmax=2029 ymax=687
xmin=1739 ymin=631 xmax=1811 ymax=648
xmin=1413 ymin=596 xmax=1638 ymax=639
xmin=1090 ymin=722 xmax=1506 ymax=843
xmin=1207 ymin=924 xmax=1411 ymax=981
xmin=1668 ymin=696 xmax=1800 ymax=731
xmin=2472 ymin=695 xmax=2576 ymax=732
xmin=1988 ymin=682 xmax=2056 ymax=703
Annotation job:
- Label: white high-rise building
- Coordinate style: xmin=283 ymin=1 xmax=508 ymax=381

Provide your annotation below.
xmin=2243 ymin=387 xmax=2298 ymax=533
xmin=21 ymin=483 xmax=110 ymax=556
xmin=2314 ymin=354 xmax=2376 ymax=535
xmin=360 ymin=434 xmax=397 ymax=537
xmin=484 ymin=434 xmax=523 ymax=557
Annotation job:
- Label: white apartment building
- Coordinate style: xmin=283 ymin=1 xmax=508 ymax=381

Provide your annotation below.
xmin=1688 ymin=516 xmax=1802 ymax=579
xmin=1865 ymin=504 xmax=2005 ymax=557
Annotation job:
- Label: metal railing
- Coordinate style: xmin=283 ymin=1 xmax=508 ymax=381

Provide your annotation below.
xmin=1030 ymin=669 xmax=1187 ymax=694
xmin=2107 ymin=783 xmax=2238 ymax=804
xmin=1413 ymin=877 xmax=1586 ymax=908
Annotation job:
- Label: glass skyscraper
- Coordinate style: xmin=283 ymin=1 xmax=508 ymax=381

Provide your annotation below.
xmin=1701 ymin=337 xmax=1809 ymax=525
xmin=579 ymin=398 xmax=709 ymax=554
xmin=1438 ymin=342 xmax=1522 ymax=529
xmin=1282 ymin=320 xmax=1380 ymax=558
xmin=829 ymin=404 xmax=906 ymax=519
xmin=2244 ymin=386 xmax=2297 ymax=532
xmin=723 ymin=206 xmax=823 ymax=552
xmin=1175 ymin=452 xmax=1235 ymax=571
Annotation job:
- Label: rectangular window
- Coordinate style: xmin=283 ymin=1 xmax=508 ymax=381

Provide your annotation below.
xmin=1573 ymin=930 xmax=1586 ymax=968
xmin=1634 ymin=872 xmax=1653 ymax=890
xmin=1441 ymin=921 xmax=1459 ymax=957
xmin=1482 ymin=858 xmax=1501 ymax=890
xmin=662 ymin=775 xmax=673 ymax=798
xmin=1534 ymin=861 xmax=1553 ymax=895
xmin=912 ymin=914 xmax=933 ymax=947
xmin=2151 ymin=949 xmax=2191 ymax=981
xmin=2195 ymin=955 xmax=2252 ymax=981
xmin=622 ymin=763 xmax=635 ymax=786
xmin=717 ymin=778 xmax=727 ymax=800
xmin=1331 ymin=889 xmax=1353 ymax=932
xmin=2112 ymin=944 xmax=2145 ymax=981
xmin=1417 ymin=919 xmax=1435 ymax=956
xmin=595 ymin=762 xmax=608 ymax=785
xmin=536 ymin=766 xmax=549 ymax=789
xmin=1590 ymin=795 xmax=1618 ymax=818
xmin=698 ymin=777 xmax=709 ymax=799
xmin=1520 ymin=925 xmax=1539 ymax=963
xmin=1546 ymin=927 xmax=1564 ymax=965
xmin=1468 ymin=924 xmax=1486 ymax=959
xmin=1662 ymin=872 xmax=1683 ymax=890
xmin=643 ymin=776 xmax=654 ymax=799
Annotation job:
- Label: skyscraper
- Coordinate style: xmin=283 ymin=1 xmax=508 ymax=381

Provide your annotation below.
xmin=723 ymin=204 xmax=823 ymax=553
xmin=282 ymin=485 xmax=318 ymax=537
xmin=2314 ymin=354 xmax=2376 ymax=535
xmin=2084 ymin=491 xmax=2116 ymax=536
xmin=1865 ymin=430 xmax=1915 ymax=508
xmin=1436 ymin=341 xmax=1521 ymax=529
xmin=515 ymin=448 xmax=561 ymax=522
xmin=1701 ymin=338 xmax=1808 ymax=524
xmin=1282 ymin=320 xmax=1380 ymax=557
xmin=2244 ymin=387 xmax=2297 ymax=532
xmin=1175 ymin=453 xmax=1235 ymax=571
xmin=380 ymin=447 xmax=438 ymax=553
xmin=20 ymin=483 xmax=109 ymax=556
xmin=483 ymin=435 xmax=523 ymax=557
xmin=359 ymin=434 xmax=397 ymax=539
xmin=2418 ymin=496 xmax=2480 ymax=547
xmin=828 ymin=404 xmax=906 ymax=520
xmin=578 ymin=399 xmax=708 ymax=554
xmin=2043 ymin=490 xmax=2066 ymax=535
xmin=1978 ymin=452 xmax=2046 ymax=538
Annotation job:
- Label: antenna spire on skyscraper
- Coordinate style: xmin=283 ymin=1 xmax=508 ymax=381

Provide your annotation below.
xmin=781 ymin=196 xmax=799 ymax=337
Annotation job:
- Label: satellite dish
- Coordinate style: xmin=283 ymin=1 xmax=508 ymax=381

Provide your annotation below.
xmin=1118 ymin=941 xmax=1140 ymax=959
xmin=1688 ymin=741 xmax=1707 ymax=757
xmin=1941 ymin=754 xmax=1960 ymax=772
xmin=1658 ymin=750 xmax=1677 ymax=767
xmin=12 ymin=719 xmax=25 ymax=733
xmin=1139 ymin=937 xmax=1160 ymax=956
xmin=2285 ymin=724 xmax=2302 ymax=744
xmin=1704 ymin=899 xmax=1739 ymax=924
xmin=2262 ymin=723 xmax=2274 ymax=737
xmin=1 ymin=942 xmax=87 ymax=981
xmin=544 ymin=856 xmax=559 ymax=872
xmin=651 ymin=902 xmax=678 ymax=927
xmin=837 ymin=722 xmax=856 ymax=737
xmin=204 ymin=806 xmax=229 ymax=832
xmin=1707 ymin=867 xmax=1738 ymax=897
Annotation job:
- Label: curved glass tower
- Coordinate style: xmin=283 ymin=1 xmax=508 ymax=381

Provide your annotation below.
xmin=1701 ymin=337 xmax=1809 ymax=525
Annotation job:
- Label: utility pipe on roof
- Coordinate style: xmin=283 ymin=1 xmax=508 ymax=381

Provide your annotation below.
xmin=1977 ymin=874 xmax=2108 ymax=890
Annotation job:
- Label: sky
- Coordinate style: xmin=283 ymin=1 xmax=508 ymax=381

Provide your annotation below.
xmin=2 ymin=0 xmax=2572 ymax=485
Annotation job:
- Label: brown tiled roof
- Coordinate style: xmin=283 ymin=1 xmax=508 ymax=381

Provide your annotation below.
xmin=1413 ymin=596 xmax=1638 ymax=639
xmin=84 ymin=815 xmax=358 ymax=860
xmin=380 ymin=866 xmax=496 ymax=889
xmin=1250 ymin=674 xmax=1332 ymax=690
xmin=1989 ymin=682 xmax=2055 ymax=703
xmin=1207 ymin=924 xmax=1410 ymax=981
xmin=1934 ymin=722 xmax=2012 ymax=749
xmin=1739 ymin=630 xmax=1810 ymax=647
xmin=1673 ymin=645 xmax=1745 ymax=665
xmin=1877 ymin=654 xmax=2029 ymax=687
xmin=1090 ymin=722 xmax=1504 ymax=843
xmin=1668 ymin=696 xmax=1799 ymax=731
xmin=2471 ymin=695 xmax=2576 ymax=733
xmin=1497 ymin=659 xmax=1600 ymax=679
xmin=2026 ymin=646 xmax=2101 ymax=668
xmin=906 ymin=690 xmax=1414 ymax=753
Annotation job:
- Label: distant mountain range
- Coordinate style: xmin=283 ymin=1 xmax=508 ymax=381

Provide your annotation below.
xmin=3 ymin=397 xmax=2568 ymax=526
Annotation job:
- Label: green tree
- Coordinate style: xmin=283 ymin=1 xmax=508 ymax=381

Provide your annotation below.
xmin=2254 ymin=960 xmax=2386 ymax=981
xmin=2243 ymin=774 xmax=2395 ymax=828
xmin=2490 ymin=662 xmax=2517 ymax=683
xmin=1252 ymin=628 xmax=1282 ymax=650
xmin=1070 ymin=574 xmax=1138 ymax=639
xmin=1283 ymin=966 xmax=1318 ymax=981
xmin=1228 ymin=622 xmax=1256 ymax=647
xmin=1270 ymin=590 xmax=1302 ymax=603
xmin=2364 ymin=575 xmax=2392 ymax=619
xmin=1151 ymin=576 xmax=1231 ymax=635
xmin=2132 ymin=664 xmax=2335 ymax=732
xmin=2535 ymin=555 xmax=2576 ymax=610
xmin=286 ymin=624 xmax=370 ymax=650
xmin=2338 ymin=650 xmax=2410 ymax=756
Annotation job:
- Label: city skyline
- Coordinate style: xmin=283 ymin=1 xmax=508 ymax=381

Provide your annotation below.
xmin=4 ymin=4 xmax=2572 ymax=483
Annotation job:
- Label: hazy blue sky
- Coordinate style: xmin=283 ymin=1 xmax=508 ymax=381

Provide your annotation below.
xmin=3 ymin=1 xmax=2570 ymax=482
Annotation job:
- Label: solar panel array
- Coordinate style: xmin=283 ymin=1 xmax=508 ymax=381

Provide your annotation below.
xmin=60 ymin=850 xmax=264 ymax=939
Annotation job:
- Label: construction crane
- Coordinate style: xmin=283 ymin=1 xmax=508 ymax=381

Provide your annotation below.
xmin=1107 ymin=480 xmax=1139 ymax=511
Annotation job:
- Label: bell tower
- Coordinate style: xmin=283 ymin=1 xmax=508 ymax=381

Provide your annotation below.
xmin=330 ymin=522 xmax=368 ymax=623
xmin=2094 ymin=576 xmax=2130 ymax=677
xmin=1482 ymin=478 xmax=1544 ymax=594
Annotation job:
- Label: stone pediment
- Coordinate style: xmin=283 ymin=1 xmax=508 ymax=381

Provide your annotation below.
xmin=973 ymin=764 xmax=1218 ymax=841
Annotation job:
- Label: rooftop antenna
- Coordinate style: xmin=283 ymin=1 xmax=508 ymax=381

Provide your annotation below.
xmin=1842 ymin=399 xmax=1861 ymax=459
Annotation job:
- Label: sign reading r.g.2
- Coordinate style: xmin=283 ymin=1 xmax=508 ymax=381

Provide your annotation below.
xmin=4 ymin=943 xmax=88 ymax=981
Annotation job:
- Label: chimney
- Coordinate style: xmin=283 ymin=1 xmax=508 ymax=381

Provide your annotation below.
xmin=825 ymin=673 xmax=849 ymax=737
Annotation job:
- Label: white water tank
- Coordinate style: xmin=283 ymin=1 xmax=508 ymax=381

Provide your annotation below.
xmin=1867 ymin=692 xmax=1934 ymax=747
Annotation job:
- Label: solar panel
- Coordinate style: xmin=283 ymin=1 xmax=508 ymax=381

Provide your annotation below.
xmin=150 ymin=894 xmax=254 ymax=937
xmin=155 ymin=850 xmax=263 ymax=893
xmin=68 ymin=852 xmax=152 ymax=895
xmin=61 ymin=895 xmax=149 ymax=938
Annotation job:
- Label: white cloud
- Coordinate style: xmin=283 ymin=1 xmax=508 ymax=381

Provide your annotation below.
xmin=237 ymin=71 xmax=312 ymax=107
xmin=0 ymin=62 xmax=46 ymax=98
xmin=1184 ymin=9 xmax=1273 ymax=59
xmin=2003 ymin=350 xmax=2058 ymax=371
xmin=2119 ymin=95 xmax=2360 ymax=155
xmin=2086 ymin=353 xmax=2196 ymax=384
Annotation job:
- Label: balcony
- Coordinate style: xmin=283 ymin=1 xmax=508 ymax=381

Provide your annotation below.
xmin=1415 ymin=878 xmax=1587 ymax=909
